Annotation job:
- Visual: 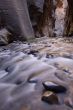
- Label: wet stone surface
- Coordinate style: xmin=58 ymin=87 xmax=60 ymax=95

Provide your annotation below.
xmin=42 ymin=91 xmax=59 ymax=104
xmin=42 ymin=81 xmax=67 ymax=93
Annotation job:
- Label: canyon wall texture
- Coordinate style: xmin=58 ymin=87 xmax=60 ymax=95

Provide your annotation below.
xmin=54 ymin=0 xmax=68 ymax=36
xmin=28 ymin=0 xmax=68 ymax=37
xmin=0 ymin=0 xmax=34 ymax=40
xmin=64 ymin=0 xmax=73 ymax=36
xmin=0 ymin=0 xmax=73 ymax=40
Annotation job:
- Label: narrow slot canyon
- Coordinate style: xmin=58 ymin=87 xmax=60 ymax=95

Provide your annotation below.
xmin=0 ymin=1 xmax=73 ymax=110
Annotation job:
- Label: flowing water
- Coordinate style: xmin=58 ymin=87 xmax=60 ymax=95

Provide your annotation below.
xmin=0 ymin=37 xmax=73 ymax=110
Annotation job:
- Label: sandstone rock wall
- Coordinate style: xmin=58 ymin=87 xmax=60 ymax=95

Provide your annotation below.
xmin=0 ymin=0 xmax=73 ymax=40
xmin=64 ymin=0 xmax=73 ymax=36
xmin=0 ymin=0 xmax=34 ymax=40
xmin=54 ymin=0 xmax=68 ymax=36
xmin=29 ymin=0 xmax=68 ymax=37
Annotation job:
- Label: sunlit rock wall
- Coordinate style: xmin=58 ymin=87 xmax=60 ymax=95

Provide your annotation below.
xmin=54 ymin=0 xmax=68 ymax=36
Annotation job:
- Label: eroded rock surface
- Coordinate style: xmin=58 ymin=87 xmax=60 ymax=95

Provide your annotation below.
xmin=55 ymin=0 xmax=68 ymax=36
xmin=0 ymin=28 xmax=12 ymax=45
xmin=0 ymin=0 xmax=34 ymax=40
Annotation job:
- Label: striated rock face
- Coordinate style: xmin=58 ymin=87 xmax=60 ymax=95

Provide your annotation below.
xmin=27 ymin=0 xmax=45 ymax=37
xmin=0 ymin=0 xmax=69 ymax=40
xmin=0 ymin=0 xmax=73 ymax=39
xmin=28 ymin=0 xmax=68 ymax=37
xmin=0 ymin=0 xmax=34 ymax=40
xmin=64 ymin=0 xmax=73 ymax=36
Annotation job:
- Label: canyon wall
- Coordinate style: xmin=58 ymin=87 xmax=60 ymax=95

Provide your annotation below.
xmin=0 ymin=0 xmax=34 ymax=40
xmin=28 ymin=0 xmax=68 ymax=37
xmin=0 ymin=0 xmax=73 ymax=40
xmin=64 ymin=0 xmax=73 ymax=36
xmin=54 ymin=0 xmax=68 ymax=36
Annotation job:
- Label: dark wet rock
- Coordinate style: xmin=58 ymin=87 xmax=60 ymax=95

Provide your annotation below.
xmin=46 ymin=54 xmax=54 ymax=58
xmin=28 ymin=50 xmax=39 ymax=56
xmin=63 ymin=54 xmax=73 ymax=59
xmin=16 ymin=80 xmax=23 ymax=85
xmin=42 ymin=91 xmax=59 ymax=104
xmin=28 ymin=79 xmax=38 ymax=83
xmin=43 ymin=81 xmax=67 ymax=93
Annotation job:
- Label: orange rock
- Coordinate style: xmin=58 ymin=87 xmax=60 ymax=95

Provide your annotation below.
xmin=42 ymin=91 xmax=59 ymax=104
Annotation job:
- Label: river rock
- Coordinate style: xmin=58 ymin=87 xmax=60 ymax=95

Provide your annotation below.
xmin=28 ymin=50 xmax=39 ymax=56
xmin=43 ymin=81 xmax=66 ymax=93
xmin=42 ymin=91 xmax=59 ymax=104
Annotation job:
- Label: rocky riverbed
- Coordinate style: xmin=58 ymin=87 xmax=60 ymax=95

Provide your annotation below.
xmin=0 ymin=37 xmax=73 ymax=110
